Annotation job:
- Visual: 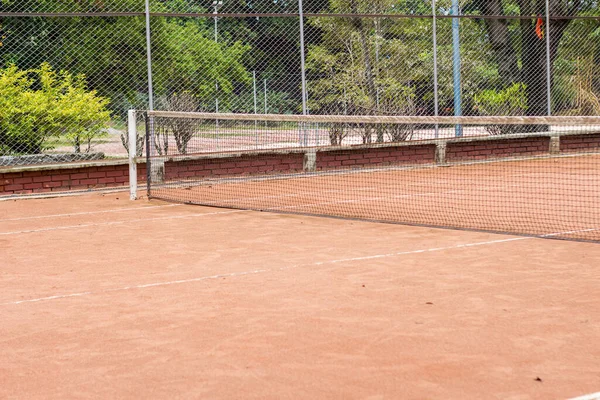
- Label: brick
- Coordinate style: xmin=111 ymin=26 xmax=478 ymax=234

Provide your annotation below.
xmin=348 ymin=153 xmax=364 ymax=160
xmin=4 ymin=184 xmax=24 ymax=191
xmin=106 ymin=170 xmax=124 ymax=177
xmin=217 ymin=162 xmax=238 ymax=169
xmin=1 ymin=172 xmax=22 ymax=179
xmin=22 ymin=171 xmax=42 ymax=177
xmin=89 ymin=171 xmax=106 ymax=178
xmin=71 ymin=173 xmax=88 ymax=179
xmin=44 ymin=181 xmax=63 ymax=188
xmin=24 ymin=182 xmax=43 ymax=189
xmin=98 ymin=177 xmax=116 ymax=184
xmin=14 ymin=177 xmax=33 ymax=184
xmin=52 ymin=174 xmax=70 ymax=182
xmin=80 ymin=178 xmax=98 ymax=185
xmin=33 ymin=175 xmax=53 ymax=183
xmin=282 ymin=157 xmax=303 ymax=164
xmin=114 ymin=176 xmax=129 ymax=183
xmin=265 ymin=159 xmax=282 ymax=166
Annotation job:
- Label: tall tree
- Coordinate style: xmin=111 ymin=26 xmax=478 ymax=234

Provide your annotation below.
xmin=477 ymin=0 xmax=595 ymax=116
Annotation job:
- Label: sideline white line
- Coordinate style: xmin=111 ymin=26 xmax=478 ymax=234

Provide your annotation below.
xmin=2 ymin=230 xmax=586 ymax=307
xmin=0 ymin=209 xmax=247 ymax=236
xmin=0 ymin=204 xmax=181 ymax=223
xmin=567 ymin=392 xmax=600 ymax=400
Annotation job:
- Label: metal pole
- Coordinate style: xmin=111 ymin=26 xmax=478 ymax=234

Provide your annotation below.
xmin=298 ymin=0 xmax=308 ymax=116
xmin=451 ymin=0 xmax=462 ymax=137
xmin=253 ymin=71 xmax=258 ymax=146
xmin=144 ymin=0 xmax=157 ymax=182
xmin=213 ymin=1 xmax=222 ymax=150
xmin=431 ymin=0 xmax=439 ymax=139
xmin=375 ymin=19 xmax=380 ymax=111
xmin=128 ymin=110 xmax=137 ymax=200
xmin=144 ymin=0 xmax=153 ymax=110
xmin=264 ymin=78 xmax=267 ymax=114
xmin=545 ymin=0 xmax=551 ymax=115
xmin=298 ymin=0 xmax=308 ymax=146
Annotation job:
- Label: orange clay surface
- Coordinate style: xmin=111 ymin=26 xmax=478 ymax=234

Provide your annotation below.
xmin=153 ymin=154 xmax=600 ymax=242
xmin=1 ymin=192 xmax=599 ymax=399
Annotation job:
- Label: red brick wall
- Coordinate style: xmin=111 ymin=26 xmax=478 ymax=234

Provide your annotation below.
xmin=163 ymin=153 xmax=305 ymax=181
xmin=446 ymin=137 xmax=549 ymax=162
xmin=560 ymin=133 xmax=600 ymax=152
xmin=315 ymin=145 xmax=436 ymax=170
xmin=0 ymin=164 xmax=146 ymax=196
xmin=4 ymin=132 xmax=600 ymax=196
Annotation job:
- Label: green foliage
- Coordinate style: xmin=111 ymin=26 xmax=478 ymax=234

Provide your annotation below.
xmin=474 ymin=83 xmax=528 ymax=115
xmin=0 ymin=63 xmax=110 ymax=155
xmin=474 ymin=83 xmax=528 ymax=135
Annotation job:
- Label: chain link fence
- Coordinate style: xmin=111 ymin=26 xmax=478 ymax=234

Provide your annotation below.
xmin=0 ymin=0 xmax=598 ymax=166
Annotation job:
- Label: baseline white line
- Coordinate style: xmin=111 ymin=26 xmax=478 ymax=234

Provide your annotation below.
xmin=0 ymin=204 xmax=181 ymax=223
xmin=3 ymin=230 xmax=589 ymax=307
xmin=567 ymin=392 xmax=600 ymax=400
xmin=0 ymin=209 xmax=248 ymax=236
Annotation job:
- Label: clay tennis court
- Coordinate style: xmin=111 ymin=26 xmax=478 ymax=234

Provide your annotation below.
xmin=153 ymin=153 xmax=600 ymax=241
xmin=1 ymin=191 xmax=600 ymax=399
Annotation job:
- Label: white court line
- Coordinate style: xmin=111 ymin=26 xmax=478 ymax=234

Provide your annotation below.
xmin=0 ymin=204 xmax=181 ymax=223
xmin=3 ymin=227 xmax=596 ymax=307
xmin=0 ymin=209 xmax=247 ymax=236
xmin=567 ymin=392 xmax=600 ymax=400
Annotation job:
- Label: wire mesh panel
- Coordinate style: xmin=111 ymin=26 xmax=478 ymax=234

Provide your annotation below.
xmin=0 ymin=0 xmax=597 ymax=178
xmin=142 ymin=111 xmax=600 ymax=242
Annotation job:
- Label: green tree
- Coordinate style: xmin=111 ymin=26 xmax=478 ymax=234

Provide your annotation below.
xmin=0 ymin=63 xmax=111 ymax=155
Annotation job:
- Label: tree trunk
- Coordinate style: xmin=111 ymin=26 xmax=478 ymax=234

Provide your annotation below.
xmin=481 ymin=0 xmax=574 ymax=121
xmin=480 ymin=0 xmax=520 ymax=84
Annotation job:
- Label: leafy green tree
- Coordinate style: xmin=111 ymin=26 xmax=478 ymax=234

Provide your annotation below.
xmin=0 ymin=63 xmax=110 ymax=155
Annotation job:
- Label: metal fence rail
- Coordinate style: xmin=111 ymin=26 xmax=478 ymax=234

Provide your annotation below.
xmin=0 ymin=0 xmax=598 ymax=168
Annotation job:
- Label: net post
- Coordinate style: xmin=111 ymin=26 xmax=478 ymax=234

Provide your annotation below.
xmin=549 ymin=134 xmax=560 ymax=155
xmin=145 ymin=113 xmax=152 ymax=198
xmin=303 ymin=150 xmax=316 ymax=172
xmin=435 ymin=141 xmax=447 ymax=165
xmin=128 ymin=109 xmax=137 ymax=200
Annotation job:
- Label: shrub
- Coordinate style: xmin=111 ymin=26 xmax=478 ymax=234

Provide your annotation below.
xmin=473 ymin=83 xmax=528 ymax=135
xmin=0 ymin=63 xmax=111 ymax=155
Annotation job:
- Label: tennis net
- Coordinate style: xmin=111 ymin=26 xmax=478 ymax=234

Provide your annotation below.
xmin=136 ymin=111 xmax=600 ymax=242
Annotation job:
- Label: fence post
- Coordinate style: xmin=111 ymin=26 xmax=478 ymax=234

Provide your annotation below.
xmin=545 ymin=0 xmax=552 ymax=115
xmin=432 ymin=0 xmax=439 ymax=139
xmin=451 ymin=0 xmax=462 ymax=137
xmin=128 ymin=110 xmax=137 ymax=200
xmin=144 ymin=0 xmax=154 ymax=110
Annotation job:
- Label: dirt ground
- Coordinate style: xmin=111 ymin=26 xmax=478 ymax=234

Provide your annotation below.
xmin=1 ymin=193 xmax=599 ymax=399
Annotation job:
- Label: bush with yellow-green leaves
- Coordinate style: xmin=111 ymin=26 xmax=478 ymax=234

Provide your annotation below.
xmin=0 ymin=63 xmax=111 ymax=155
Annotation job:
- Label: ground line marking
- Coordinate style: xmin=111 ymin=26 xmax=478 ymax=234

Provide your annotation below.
xmin=0 ymin=209 xmax=247 ymax=236
xmin=567 ymin=392 xmax=600 ymax=400
xmin=0 ymin=204 xmax=181 ymax=223
xmin=3 ymin=230 xmax=588 ymax=307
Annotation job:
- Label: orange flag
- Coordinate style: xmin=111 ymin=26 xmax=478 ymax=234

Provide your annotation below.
xmin=535 ymin=16 xmax=544 ymax=40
